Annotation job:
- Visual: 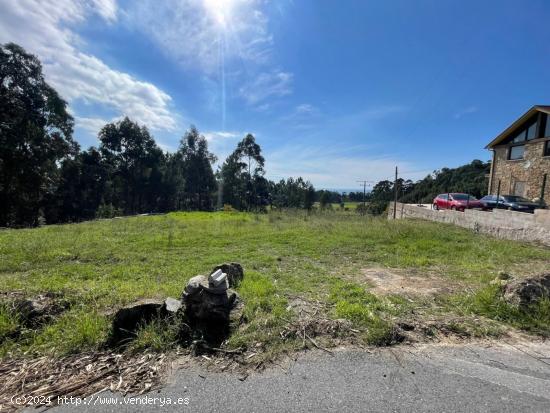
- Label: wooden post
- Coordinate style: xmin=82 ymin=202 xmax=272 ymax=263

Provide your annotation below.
xmin=496 ymin=180 xmax=501 ymax=209
xmin=540 ymin=174 xmax=547 ymax=206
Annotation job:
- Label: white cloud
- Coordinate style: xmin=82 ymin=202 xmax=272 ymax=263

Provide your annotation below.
xmin=266 ymin=144 xmax=430 ymax=188
xmin=295 ymin=104 xmax=319 ymax=115
xmin=203 ymin=130 xmax=241 ymax=141
xmin=239 ymin=70 xmax=293 ymax=105
xmin=75 ymin=116 xmax=109 ymax=135
xmin=454 ymin=106 xmax=478 ymax=119
xmin=90 ymin=0 xmax=117 ymax=22
xmin=0 ymin=0 xmax=177 ymax=133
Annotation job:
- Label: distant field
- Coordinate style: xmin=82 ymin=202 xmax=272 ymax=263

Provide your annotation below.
xmin=313 ymin=201 xmax=362 ymax=210
xmin=1 ymin=210 xmax=549 ymax=361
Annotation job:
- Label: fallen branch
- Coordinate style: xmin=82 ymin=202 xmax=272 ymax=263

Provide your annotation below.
xmin=305 ymin=333 xmax=333 ymax=355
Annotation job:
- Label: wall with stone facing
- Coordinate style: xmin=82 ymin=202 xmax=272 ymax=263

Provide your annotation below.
xmin=389 ymin=202 xmax=550 ymax=246
xmin=489 ymin=139 xmax=550 ymax=200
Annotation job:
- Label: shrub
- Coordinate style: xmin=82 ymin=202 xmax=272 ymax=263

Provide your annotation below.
xmin=96 ymin=203 xmax=122 ymax=219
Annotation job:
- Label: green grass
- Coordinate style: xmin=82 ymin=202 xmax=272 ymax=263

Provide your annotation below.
xmin=0 ymin=210 xmax=548 ymax=358
xmin=0 ymin=304 xmax=19 ymax=342
xmin=449 ymin=284 xmax=550 ymax=336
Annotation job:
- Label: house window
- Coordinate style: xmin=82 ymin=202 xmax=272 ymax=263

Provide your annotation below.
xmin=544 ymin=140 xmax=550 ymax=157
xmin=509 ymin=116 xmax=539 ymax=143
xmin=509 ymin=145 xmax=525 ymax=160
xmin=526 ymin=121 xmax=537 ymax=140
xmin=512 ymin=130 xmax=526 ymax=143
xmin=545 ymin=115 xmax=550 ymax=137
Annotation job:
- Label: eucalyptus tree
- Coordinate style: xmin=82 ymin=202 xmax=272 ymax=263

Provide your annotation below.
xmin=0 ymin=43 xmax=76 ymax=226
xmin=98 ymin=117 xmax=164 ymax=214
xmin=178 ymin=126 xmax=217 ymax=210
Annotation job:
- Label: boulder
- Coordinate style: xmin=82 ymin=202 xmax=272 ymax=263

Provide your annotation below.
xmin=211 ymin=263 xmax=244 ymax=288
xmin=15 ymin=293 xmax=69 ymax=326
xmin=182 ymin=273 xmax=239 ymax=345
xmin=504 ymin=273 xmax=550 ymax=307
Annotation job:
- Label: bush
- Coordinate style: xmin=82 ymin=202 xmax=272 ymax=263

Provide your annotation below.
xmin=356 ymin=204 xmax=367 ymax=215
xmin=367 ymin=200 xmax=389 ymax=216
xmin=96 ymin=203 xmax=122 ymax=219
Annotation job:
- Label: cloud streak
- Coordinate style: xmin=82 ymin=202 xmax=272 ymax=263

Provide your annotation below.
xmin=266 ymin=144 xmax=430 ymax=188
xmin=239 ymin=70 xmax=293 ymax=105
xmin=454 ymin=106 xmax=478 ymax=119
xmin=0 ymin=0 xmax=177 ymax=134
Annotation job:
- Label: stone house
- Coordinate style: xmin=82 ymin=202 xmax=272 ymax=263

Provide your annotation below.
xmin=486 ymin=105 xmax=550 ymax=201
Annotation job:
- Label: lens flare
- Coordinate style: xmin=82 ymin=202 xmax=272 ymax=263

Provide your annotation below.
xmin=203 ymin=0 xmax=236 ymax=28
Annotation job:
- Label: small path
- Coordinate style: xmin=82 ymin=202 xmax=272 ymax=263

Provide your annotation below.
xmin=51 ymin=341 xmax=550 ymax=412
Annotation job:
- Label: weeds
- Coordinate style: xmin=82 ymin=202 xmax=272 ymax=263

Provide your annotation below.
xmin=450 ymin=284 xmax=550 ymax=336
xmin=0 ymin=211 xmax=548 ymax=358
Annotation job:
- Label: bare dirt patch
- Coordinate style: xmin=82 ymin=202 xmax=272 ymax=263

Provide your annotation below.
xmin=361 ymin=267 xmax=461 ymax=297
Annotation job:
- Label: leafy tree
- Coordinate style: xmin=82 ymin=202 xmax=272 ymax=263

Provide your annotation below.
xmin=98 ymin=117 xmax=164 ymax=214
xmin=366 ymin=160 xmax=490 ymax=215
xmin=304 ymin=183 xmax=316 ymax=210
xmin=399 ymin=160 xmax=490 ymax=204
xmin=237 ymin=133 xmax=265 ymax=210
xmin=319 ymin=191 xmax=332 ymax=209
xmin=270 ymin=177 xmax=316 ymax=209
xmin=219 ymin=151 xmax=246 ymax=209
xmin=220 ymin=133 xmax=267 ymax=210
xmin=178 ymin=126 xmax=217 ymax=210
xmin=158 ymin=152 xmax=185 ymax=211
xmin=0 ymin=43 xmax=76 ymax=226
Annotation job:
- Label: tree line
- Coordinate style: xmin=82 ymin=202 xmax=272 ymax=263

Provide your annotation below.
xmin=0 ymin=43 xmax=317 ymax=227
xmin=363 ymin=160 xmax=490 ymax=214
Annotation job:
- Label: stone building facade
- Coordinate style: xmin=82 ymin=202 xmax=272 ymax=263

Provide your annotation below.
xmin=487 ymin=106 xmax=550 ymax=201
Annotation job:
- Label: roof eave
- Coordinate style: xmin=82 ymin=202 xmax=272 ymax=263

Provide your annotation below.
xmin=486 ymin=105 xmax=550 ymax=149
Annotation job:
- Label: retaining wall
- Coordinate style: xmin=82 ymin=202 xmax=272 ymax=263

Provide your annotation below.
xmin=388 ymin=203 xmax=550 ymax=246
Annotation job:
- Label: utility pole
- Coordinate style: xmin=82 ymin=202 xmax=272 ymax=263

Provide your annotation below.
xmin=357 ymin=180 xmax=374 ymax=215
xmin=357 ymin=180 xmax=368 ymax=208
xmin=393 ymin=166 xmax=398 ymax=219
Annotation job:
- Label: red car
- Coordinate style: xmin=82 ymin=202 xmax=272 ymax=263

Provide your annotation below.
xmin=432 ymin=193 xmax=483 ymax=211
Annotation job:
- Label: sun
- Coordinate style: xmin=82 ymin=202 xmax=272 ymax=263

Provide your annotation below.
xmin=203 ymin=0 xmax=237 ymax=28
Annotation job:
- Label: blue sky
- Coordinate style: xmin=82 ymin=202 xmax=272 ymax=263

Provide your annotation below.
xmin=1 ymin=0 xmax=550 ymax=189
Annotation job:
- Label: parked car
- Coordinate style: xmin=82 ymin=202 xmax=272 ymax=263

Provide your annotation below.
xmin=479 ymin=195 xmax=545 ymax=213
xmin=432 ymin=193 xmax=483 ymax=211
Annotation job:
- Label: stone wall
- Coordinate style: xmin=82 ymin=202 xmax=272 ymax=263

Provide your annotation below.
xmin=389 ymin=202 xmax=550 ymax=246
xmin=489 ymin=139 xmax=550 ymax=200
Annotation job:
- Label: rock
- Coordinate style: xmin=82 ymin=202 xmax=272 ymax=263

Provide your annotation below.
xmin=182 ymin=273 xmax=239 ymax=345
xmin=497 ymin=271 xmax=512 ymax=280
xmin=503 ymin=273 xmax=550 ymax=307
xmin=14 ymin=293 xmax=69 ymax=326
xmin=111 ymin=299 xmax=163 ymax=344
xmin=211 ymin=263 xmax=244 ymax=288
xmin=163 ymin=297 xmax=182 ymax=314
xmin=15 ymin=299 xmax=47 ymax=322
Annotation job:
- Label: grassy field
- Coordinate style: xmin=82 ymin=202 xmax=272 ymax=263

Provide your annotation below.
xmin=1 ymin=210 xmax=549 ymax=362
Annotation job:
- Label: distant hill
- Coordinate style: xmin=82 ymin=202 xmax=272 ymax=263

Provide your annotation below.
xmin=400 ymin=160 xmax=491 ymax=203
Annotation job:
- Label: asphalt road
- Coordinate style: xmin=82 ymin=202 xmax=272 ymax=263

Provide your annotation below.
xmin=52 ymin=341 xmax=550 ymax=413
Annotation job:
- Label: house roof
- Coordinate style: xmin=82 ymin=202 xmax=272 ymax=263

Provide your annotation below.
xmin=486 ymin=105 xmax=550 ymax=149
